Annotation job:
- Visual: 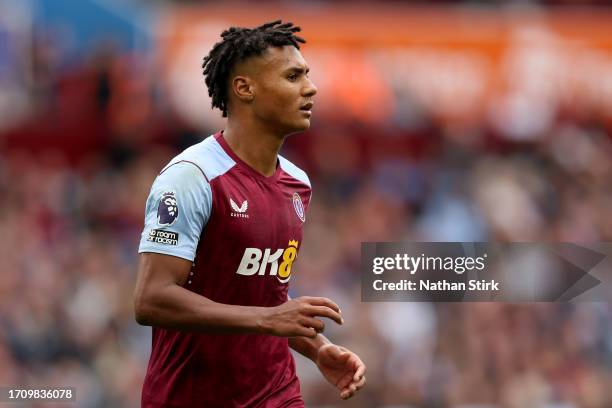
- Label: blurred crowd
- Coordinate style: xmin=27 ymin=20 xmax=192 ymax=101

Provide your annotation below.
xmin=1 ymin=3 xmax=612 ymax=408
xmin=153 ymin=0 xmax=612 ymax=5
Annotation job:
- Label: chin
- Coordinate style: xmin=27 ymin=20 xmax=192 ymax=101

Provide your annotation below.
xmin=284 ymin=120 xmax=311 ymax=136
xmin=299 ymin=116 xmax=313 ymax=129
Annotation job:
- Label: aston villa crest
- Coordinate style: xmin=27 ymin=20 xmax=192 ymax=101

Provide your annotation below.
xmin=292 ymin=192 xmax=305 ymax=222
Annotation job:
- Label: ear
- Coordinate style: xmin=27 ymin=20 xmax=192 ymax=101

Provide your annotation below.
xmin=231 ymin=76 xmax=254 ymax=102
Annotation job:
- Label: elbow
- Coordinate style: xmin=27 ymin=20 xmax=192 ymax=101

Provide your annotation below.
xmin=134 ymin=308 xmax=150 ymax=326
xmin=134 ymin=292 xmax=153 ymax=326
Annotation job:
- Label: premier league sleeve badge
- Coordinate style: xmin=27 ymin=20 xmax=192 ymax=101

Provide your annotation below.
xmin=157 ymin=191 xmax=179 ymax=226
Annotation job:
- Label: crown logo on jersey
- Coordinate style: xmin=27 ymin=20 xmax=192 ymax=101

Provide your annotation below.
xmin=288 ymin=240 xmax=299 ymax=248
xmin=230 ymin=198 xmax=249 ymax=218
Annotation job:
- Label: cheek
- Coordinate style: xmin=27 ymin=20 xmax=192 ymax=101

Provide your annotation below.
xmin=258 ymin=82 xmax=297 ymax=113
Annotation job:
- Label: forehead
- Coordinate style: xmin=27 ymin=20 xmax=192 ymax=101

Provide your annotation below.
xmin=257 ymin=45 xmax=308 ymax=72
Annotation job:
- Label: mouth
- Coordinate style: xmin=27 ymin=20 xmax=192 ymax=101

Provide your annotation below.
xmin=300 ymin=102 xmax=313 ymax=111
xmin=300 ymin=102 xmax=313 ymax=117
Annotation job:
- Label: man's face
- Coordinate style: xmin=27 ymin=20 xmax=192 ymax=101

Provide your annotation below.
xmin=243 ymin=46 xmax=317 ymax=135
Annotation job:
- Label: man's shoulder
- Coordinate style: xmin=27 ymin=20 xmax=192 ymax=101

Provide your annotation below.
xmin=161 ymin=135 xmax=236 ymax=183
xmin=278 ymin=154 xmax=310 ymax=188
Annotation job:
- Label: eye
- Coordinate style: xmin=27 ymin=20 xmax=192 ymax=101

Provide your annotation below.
xmin=287 ymin=74 xmax=298 ymax=82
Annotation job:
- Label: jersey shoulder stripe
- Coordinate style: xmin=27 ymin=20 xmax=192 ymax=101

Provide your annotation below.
xmin=278 ymin=155 xmax=310 ymax=188
xmin=160 ymin=135 xmax=236 ymax=183
xmin=160 ymin=160 xmax=209 ymax=182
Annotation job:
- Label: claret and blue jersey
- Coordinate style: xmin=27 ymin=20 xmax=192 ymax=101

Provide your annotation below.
xmin=138 ymin=131 xmax=311 ymax=407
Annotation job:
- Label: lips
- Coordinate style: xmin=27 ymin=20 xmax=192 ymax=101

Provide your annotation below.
xmin=300 ymin=102 xmax=313 ymax=111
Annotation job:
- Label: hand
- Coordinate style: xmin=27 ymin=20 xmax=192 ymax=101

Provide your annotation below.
xmin=257 ymin=296 xmax=343 ymax=338
xmin=315 ymin=344 xmax=366 ymax=400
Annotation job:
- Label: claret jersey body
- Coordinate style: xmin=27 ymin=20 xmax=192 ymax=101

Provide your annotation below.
xmin=138 ymin=131 xmax=311 ymax=407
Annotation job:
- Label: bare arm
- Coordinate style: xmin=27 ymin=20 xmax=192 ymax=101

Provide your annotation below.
xmin=290 ymin=332 xmax=367 ymax=401
xmin=133 ymin=252 xmax=261 ymax=332
xmin=289 ymin=333 xmax=332 ymax=361
xmin=133 ymin=252 xmax=343 ymax=336
xmin=286 ymin=293 xmax=336 ymax=358
xmin=287 ymin=296 xmax=367 ymax=400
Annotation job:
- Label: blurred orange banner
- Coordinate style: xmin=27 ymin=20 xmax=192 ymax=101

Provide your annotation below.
xmin=156 ymin=4 xmax=612 ymax=129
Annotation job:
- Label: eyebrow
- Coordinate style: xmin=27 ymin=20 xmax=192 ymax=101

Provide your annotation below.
xmin=285 ymin=66 xmax=310 ymax=75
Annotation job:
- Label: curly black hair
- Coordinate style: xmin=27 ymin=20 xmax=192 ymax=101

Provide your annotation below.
xmin=202 ymin=20 xmax=305 ymax=117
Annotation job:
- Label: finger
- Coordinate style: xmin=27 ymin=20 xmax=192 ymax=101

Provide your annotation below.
xmin=300 ymin=317 xmax=325 ymax=333
xmin=353 ymin=360 xmax=366 ymax=381
xmin=294 ymin=326 xmax=317 ymax=339
xmin=353 ymin=375 xmax=366 ymax=390
xmin=347 ymin=383 xmax=359 ymax=398
xmin=307 ymin=305 xmax=343 ymax=325
xmin=303 ymin=296 xmax=341 ymax=313
xmin=340 ymin=386 xmax=355 ymax=400
xmin=337 ymin=371 xmax=354 ymax=390
xmin=339 ymin=351 xmax=352 ymax=363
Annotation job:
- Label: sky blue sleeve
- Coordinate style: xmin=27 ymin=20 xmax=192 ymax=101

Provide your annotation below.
xmin=138 ymin=162 xmax=212 ymax=261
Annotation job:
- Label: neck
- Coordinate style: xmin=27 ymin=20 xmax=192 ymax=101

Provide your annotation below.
xmin=223 ymin=116 xmax=286 ymax=177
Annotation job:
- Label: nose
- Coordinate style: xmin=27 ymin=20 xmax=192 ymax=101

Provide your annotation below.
xmin=302 ymin=77 xmax=317 ymax=97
